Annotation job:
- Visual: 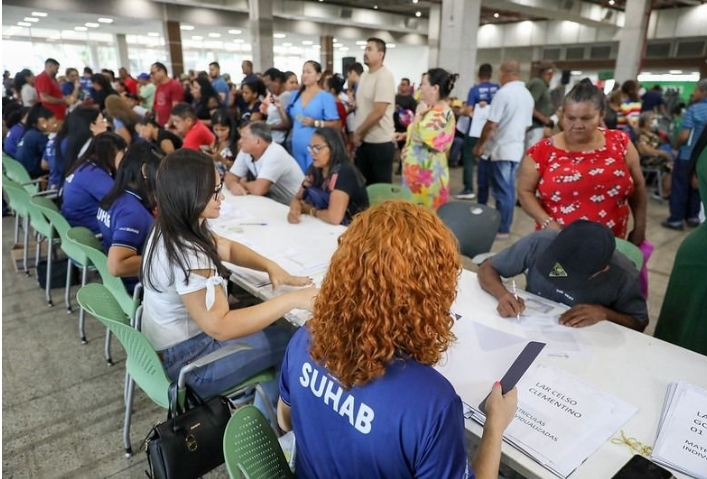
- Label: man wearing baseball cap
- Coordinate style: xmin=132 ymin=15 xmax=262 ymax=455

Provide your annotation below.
xmin=478 ymin=220 xmax=648 ymax=331
xmin=137 ymin=72 xmax=155 ymax=112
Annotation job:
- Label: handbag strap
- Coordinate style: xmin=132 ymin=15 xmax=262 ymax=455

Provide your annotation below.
xmin=167 ymin=382 xmax=207 ymax=418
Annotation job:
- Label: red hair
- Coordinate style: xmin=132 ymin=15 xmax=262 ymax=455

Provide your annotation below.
xmin=308 ymin=200 xmax=461 ymax=389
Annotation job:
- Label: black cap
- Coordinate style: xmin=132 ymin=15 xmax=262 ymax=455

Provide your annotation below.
xmin=534 ymin=220 xmax=615 ymax=291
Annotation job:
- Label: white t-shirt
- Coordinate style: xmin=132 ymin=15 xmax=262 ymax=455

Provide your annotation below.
xmin=266 ymin=95 xmax=287 ymax=145
xmin=21 ymin=83 xmax=37 ymax=106
xmin=230 ymin=142 xmax=304 ymax=205
xmin=484 ymin=80 xmax=534 ymax=162
xmin=142 ymin=232 xmax=227 ymax=351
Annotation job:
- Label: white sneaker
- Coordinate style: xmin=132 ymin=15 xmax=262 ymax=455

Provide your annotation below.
xmin=455 ymin=191 xmax=476 ymax=200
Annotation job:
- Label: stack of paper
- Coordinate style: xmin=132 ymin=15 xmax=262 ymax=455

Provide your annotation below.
xmin=465 ymin=365 xmax=638 ymax=478
xmin=229 ymin=247 xmax=328 ymax=288
xmin=652 ymin=381 xmax=707 ymax=479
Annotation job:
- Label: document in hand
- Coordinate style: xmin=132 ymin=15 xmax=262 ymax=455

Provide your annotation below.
xmin=651 ymin=381 xmax=707 ymax=479
xmin=466 ymin=365 xmax=638 ymax=478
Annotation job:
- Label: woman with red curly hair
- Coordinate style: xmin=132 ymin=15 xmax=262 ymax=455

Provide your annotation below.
xmin=277 ymin=200 xmax=517 ymax=479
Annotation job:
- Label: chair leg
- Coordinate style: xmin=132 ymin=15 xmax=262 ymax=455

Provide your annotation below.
xmin=22 ymin=216 xmax=29 ymax=275
xmin=45 ymin=237 xmax=53 ymax=306
xmin=35 ymin=235 xmax=41 ymax=278
xmin=104 ymin=329 xmax=113 ymax=366
xmin=255 ymin=383 xmax=282 ymax=436
xmin=123 ymin=374 xmax=135 ymax=457
xmin=78 ymin=265 xmax=89 ymax=344
xmin=13 ymin=212 xmax=20 ymax=245
xmin=65 ymin=259 xmax=73 ymax=313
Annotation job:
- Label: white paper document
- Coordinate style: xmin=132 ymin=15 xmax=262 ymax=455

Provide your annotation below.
xmin=469 ymin=104 xmax=490 ymax=138
xmin=652 ymin=381 xmax=707 ymax=479
xmin=466 ymin=365 xmax=637 ymax=478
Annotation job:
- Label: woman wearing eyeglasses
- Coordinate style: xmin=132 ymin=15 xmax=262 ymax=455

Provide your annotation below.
xmin=141 ymin=149 xmax=317 ymax=401
xmin=287 ymin=127 xmax=369 ymax=226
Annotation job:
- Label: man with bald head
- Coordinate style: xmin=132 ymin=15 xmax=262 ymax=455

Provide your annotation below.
xmin=473 ymin=60 xmax=534 ymax=239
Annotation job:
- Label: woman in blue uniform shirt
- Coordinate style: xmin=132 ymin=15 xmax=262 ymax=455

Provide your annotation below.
xmin=96 ymin=141 xmax=163 ymax=294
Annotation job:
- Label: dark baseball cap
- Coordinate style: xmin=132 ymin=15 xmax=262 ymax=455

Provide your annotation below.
xmin=534 ymin=220 xmax=615 ymax=291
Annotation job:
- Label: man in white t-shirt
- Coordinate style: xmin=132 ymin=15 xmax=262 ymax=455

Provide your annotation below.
xmin=473 ymin=60 xmax=534 ymax=240
xmin=353 ymin=38 xmax=396 ymax=185
xmin=225 ymin=122 xmax=304 ymax=205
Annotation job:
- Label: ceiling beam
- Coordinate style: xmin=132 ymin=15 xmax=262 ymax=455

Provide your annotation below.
xmin=484 ymin=0 xmax=623 ymax=28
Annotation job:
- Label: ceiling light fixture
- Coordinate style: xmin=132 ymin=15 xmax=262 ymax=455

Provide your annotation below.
xmin=282 ymin=42 xmax=292 ymax=46
xmin=85 ymin=22 xmax=99 ymax=28
xmin=302 ymin=40 xmax=314 ymax=45
xmin=31 ymin=12 xmax=48 ymax=17
xmin=494 ymin=12 xmax=500 ymax=18
xmin=147 ymin=32 xmax=160 ymax=37
xmin=608 ymin=0 xmax=615 ymax=5
xmin=24 ymin=17 xmax=40 ymax=22
xmin=74 ymin=26 xmax=88 ymax=31
xmin=333 ymin=43 xmax=343 ymax=47
xmin=192 ymin=35 xmax=204 ymax=40
xmin=373 ymin=5 xmax=378 ymax=9
xmin=669 ymin=70 xmax=683 ymax=74
xmin=17 ymin=22 xmax=32 ymax=27
xmin=208 ymin=33 xmax=221 ymax=38
xmin=356 ymin=40 xmax=367 ymax=45
xmin=97 ymin=18 xmax=113 ymax=24
xmin=340 ymin=47 xmax=349 ymax=51
xmin=228 ymin=29 xmax=242 ymax=34
xmin=412 ymin=0 xmax=419 ymax=3
xmin=415 ymin=11 xmax=421 ymax=17
xmin=180 ymin=25 xmax=194 ymax=30
xmin=386 ymin=43 xmax=396 ymax=48
xmin=312 ymin=45 xmax=321 ymax=49
xmin=234 ymin=39 xmax=244 ymax=43
xmin=274 ymin=33 xmax=286 ymax=38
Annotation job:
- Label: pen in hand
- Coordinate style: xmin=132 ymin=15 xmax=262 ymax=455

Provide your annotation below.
xmin=512 ymin=279 xmax=520 ymax=322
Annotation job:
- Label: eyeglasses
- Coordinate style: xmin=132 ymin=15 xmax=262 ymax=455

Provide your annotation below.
xmin=213 ymin=182 xmax=224 ymax=200
xmin=307 ymin=144 xmax=329 ymax=154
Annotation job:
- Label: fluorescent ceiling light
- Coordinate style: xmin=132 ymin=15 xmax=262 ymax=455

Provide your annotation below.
xmin=340 ymin=47 xmax=349 ymax=51
xmin=24 ymin=17 xmax=40 ymax=22
xmin=302 ymin=40 xmax=313 ymax=45
xmin=32 ymin=12 xmax=48 ymax=17
xmin=312 ymin=45 xmax=321 ymax=49
xmin=386 ymin=43 xmax=396 ymax=48
xmin=97 ymin=18 xmax=113 ymax=23
xmin=18 ymin=22 xmax=32 ymax=27
xmin=415 ymin=11 xmax=421 ymax=17
xmin=228 ymin=29 xmax=242 ymax=34
xmin=147 ymin=32 xmax=160 ymax=37
xmin=192 ymin=35 xmax=203 ymax=40
xmin=234 ymin=39 xmax=244 ymax=43
xmin=85 ymin=22 xmax=99 ymax=28
xmin=180 ymin=25 xmax=194 ymax=30
xmin=74 ymin=26 xmax=88 ymax=31
xmin=494 ymin=12 xmax=500 ymax=18
xmin=571 ymin=70 xmax=583 ymax=75
xmin=273 ymin=33 xmax=286 ymax=38
xmin=356 ymin=40 xmax=367 ymax=45
xmin=669 ymin=70 xmax=683 ymax=74
xmin=208 ymin=33 xmax=221 ymax=37
xmin=282 ymin=42 xmax=292 ymax=46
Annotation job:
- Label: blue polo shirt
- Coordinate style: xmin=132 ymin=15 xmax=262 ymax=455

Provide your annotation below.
xmin=61 ymin=162 xmax=114 ymax=234
xmin=678 ymin=98 xmax=707 ymax=161
xmin=15 ymin=127 xmax=48 ymax=178
xmin=211 ymin=76 xmax=230 ymax=105
xmin=3 ymin=123 xmax=25 ymax=158
xmin=48 ymin=137 xmax=69 ymax=189
xmin=279 ymin=327 xmax=472 ymax=479
xmin=466 ymin=81 xmax=500 ymax=107
xmin=96 ymin=190 xmax=154 ymax=294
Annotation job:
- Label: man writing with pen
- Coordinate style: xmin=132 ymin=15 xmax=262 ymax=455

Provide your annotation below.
xmin=477 ymin=220 xmax=648 ymax=331
xmin=224 ymin=121 xmax=304 ymax=205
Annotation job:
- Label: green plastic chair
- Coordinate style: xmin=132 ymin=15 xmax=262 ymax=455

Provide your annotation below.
xmin=31 ymin=200 xmax=94 ymax=323
xmin=223 ymin=405 xmax=294 ymax=479
xmin=2 ymin=154 xmax=40 ymax=194
xmin=2 ymin=177 xmax=33 ymax=273
xmin=67 ymin=226 xmax=140 ymax=364
xmin=366 ymin=183 xmax=413 ymax=207
xmin=77 ymin=284 xmax=279 ymax=457
xmin=615 ymin=238 xmax=643 ymax=272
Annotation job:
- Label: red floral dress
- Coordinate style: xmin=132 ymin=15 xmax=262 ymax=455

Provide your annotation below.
xmin=526 ymin=129 xmax=635 ymax=238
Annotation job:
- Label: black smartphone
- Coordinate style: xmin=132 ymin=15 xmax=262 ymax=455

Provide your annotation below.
xmin=610 ymin=455 xmax=674 ymax=479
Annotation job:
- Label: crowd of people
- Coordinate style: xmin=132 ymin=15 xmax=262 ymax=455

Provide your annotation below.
xmin=3 ymin=40 xmax=707 ymax=477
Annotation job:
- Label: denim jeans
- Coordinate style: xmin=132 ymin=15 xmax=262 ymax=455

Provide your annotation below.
xmin=668 ymin=159 xmax=701 ymax=223
xmin=490 ymin=160 xmax=519 ymax=233
xmin=160 ymin=325 xmax=293 ymax=406
xmin=477 ymin=157 xmax=491 ymax=205
xmin=449 ymin=136 xmax=464 ymax=165
xmin=462 ymin=136 xmax=478 ymax=192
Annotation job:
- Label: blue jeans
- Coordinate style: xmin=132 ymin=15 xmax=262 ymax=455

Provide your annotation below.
xmin=668 ymin=159 xmax=701 ymax=223
xmin=160 ymin=325 xmax=292 ymax=404
xmin=449 ymin=136 xmax=464 ymax=165
xmin=477 ymin=157 xmax=491 ymax=204
xmin=490 ymin=160 xmax=519 ymax=233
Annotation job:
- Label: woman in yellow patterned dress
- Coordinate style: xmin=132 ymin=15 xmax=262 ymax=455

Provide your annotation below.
xmin=401 ymin=69 xmax=458 ymax=209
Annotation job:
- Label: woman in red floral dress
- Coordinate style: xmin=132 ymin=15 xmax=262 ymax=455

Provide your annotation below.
xmin=518 ymin=81 xmax=647 ymax=245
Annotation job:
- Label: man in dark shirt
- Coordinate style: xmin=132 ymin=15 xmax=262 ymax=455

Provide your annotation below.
xmin=395 ymin=78 xmax=417 ymax=112
xmin=641 ymin=85 xmax=665 ymax=114
xmin=478 ymin=220 xmax=648 ymax=331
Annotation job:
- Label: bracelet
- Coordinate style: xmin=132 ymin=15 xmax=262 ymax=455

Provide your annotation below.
xmin=540 ymin=217 xmax=554 ymax=229
xmin=310 ymin=208 xmax=317 ymax=217
xmin=314 ymin=120 xmax=320 ymax=128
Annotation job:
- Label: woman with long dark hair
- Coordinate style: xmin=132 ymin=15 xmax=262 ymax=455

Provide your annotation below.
xmin=191 ymin=76 xmax=221 ymax=125
xmin=287 ymin=127 xmax=368 ymax=225
xmin=14 ymin=69 xmax=36 ymax=107
xmin=90 ymin=73 xmax=118 ymax=110
xmin=3 ymin=106 xmax=30 ymax=158
xmin=15 ymin=103 xmax=56 ymax=178
xmin=209 ymin=108 xmax=239 ymax=176
xmin=96 ymin=141 xmax=163 ymax=294
xmin=239 ymin=79 xmax=265 ymax=125
xmin=140 ymin=149 xmax=316 ymax=400
xmin=278 ymin=61 xmax=340 ymax=172
xmin=61 ymin=132 xmax=126 ymax=233
xmin=136 ymin=117 xmax=182 ymax=154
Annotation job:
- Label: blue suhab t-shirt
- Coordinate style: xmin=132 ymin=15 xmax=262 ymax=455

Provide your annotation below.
xmin=280 ymin=327 xmax=472 ymax=479
xmin=61 ymin=162 xmax=114 ymax=234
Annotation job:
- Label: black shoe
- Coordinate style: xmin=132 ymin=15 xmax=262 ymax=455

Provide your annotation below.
xmin=661 ymin=220 xmax=684 ymax=231
xmin=687 ymin=218 xmax=701 ymax=228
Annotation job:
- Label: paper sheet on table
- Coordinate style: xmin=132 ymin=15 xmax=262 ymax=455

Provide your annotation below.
xmin=652 ymin=381 xmax=707 ymax=479
xmin=466 ymin=365 xmax=638 ymax=478
xmin=228 ymin=248 xmax=328 ymax=288
xmin=469 ymin=104 xmax=490 ymax=138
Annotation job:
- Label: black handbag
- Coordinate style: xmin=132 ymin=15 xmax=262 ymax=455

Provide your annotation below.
xmin=144 ymin=383 xmax=231 ymax=479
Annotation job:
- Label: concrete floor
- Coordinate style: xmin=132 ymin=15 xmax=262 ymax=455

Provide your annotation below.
xmin=1 ymin=165 xmax=690 ymax=478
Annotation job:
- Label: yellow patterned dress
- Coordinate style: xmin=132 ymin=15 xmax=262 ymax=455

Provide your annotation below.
xmin=401 ymin=105 xmax=455 ymax=209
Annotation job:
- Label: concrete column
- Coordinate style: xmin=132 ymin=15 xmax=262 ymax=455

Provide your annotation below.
xmin=614 ymin=0 xmax=651 ymax=82
xmin=249 ymin=0 xmax=274 ymax=73
xmin=165 ymin=20 xmax=184 ymax=78
xmin=437 ymin=0 xmax=481 ymax=97
xmin=116 ymin=34 xmax=130 ymax=70
xmin=320 ymin=35 xmax=334 ymax=71
xmin=427 ymin=4 xmax=441 ymax=68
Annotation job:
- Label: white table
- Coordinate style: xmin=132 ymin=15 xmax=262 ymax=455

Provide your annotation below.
xmin=211 ymin=192 xmax=707 ymax=478
xmin=209 ymin=192 xmax=345 ymax=324
xmin=442 ymin=270 xmax=707 ymax=479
